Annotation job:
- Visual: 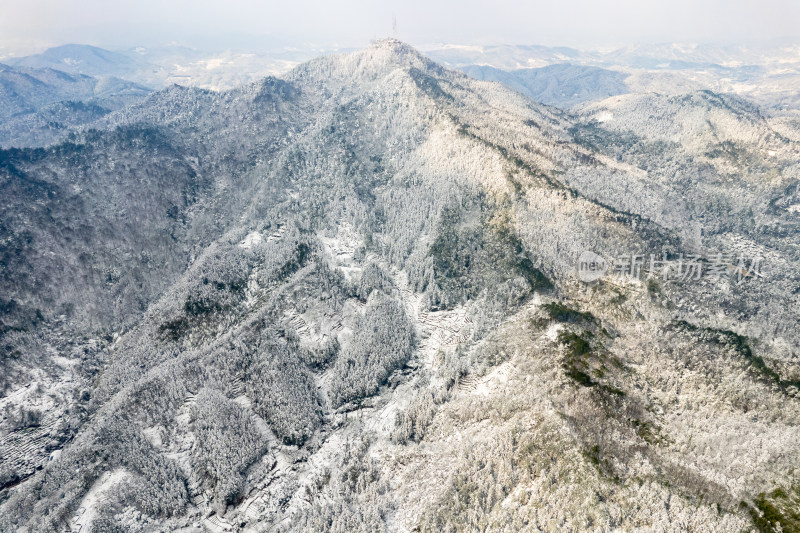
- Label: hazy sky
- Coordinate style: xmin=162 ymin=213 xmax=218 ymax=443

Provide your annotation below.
xmin=1 ymin=0 xmax=799 ymax=55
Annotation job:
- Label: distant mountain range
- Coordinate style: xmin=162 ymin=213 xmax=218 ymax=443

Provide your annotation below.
xmin=0 ymin=62 xmax=150 ymax=147
xmin=9 ymin=44 xmax=141 ymax=78
xmin=4 ymin=43 xmax=322 ymax=92
xmin=427 ymin=42 xmax=800 ymax=109
xmin=459 ymin=63 xmax=630 ymax=108
xmin=4 ymin=41 xmax=800 ymax=112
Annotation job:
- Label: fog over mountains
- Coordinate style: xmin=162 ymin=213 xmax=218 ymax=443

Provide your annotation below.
xmin=0 ymin=39 xmax=799 ymax=532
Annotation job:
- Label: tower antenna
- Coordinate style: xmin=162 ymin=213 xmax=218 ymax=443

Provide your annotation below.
xmin=392 ymin=15 xmax=398 ymax=38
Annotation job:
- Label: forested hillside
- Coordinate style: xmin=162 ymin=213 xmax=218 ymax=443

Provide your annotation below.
xmin=1 ymin=39 xmax=799 ymax=532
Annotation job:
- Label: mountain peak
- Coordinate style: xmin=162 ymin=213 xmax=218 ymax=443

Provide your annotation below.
xmin=9 ymin=44 xmax=137 ymax=77
xmin=367 ymin=38 xmax=417 ymax=54
xmin=358 ymin=38 xmax=434 ymax=69
xmin=286 ymin=38 xmax=446 ymax=90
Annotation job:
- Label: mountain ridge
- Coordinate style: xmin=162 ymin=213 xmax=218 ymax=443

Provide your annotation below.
xmin=0 ymin=40 xmax=799 ymax=533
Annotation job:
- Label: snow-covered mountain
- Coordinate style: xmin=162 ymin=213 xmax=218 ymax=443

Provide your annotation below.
xmin=10 ymin=41 xmax=800 ymax=110
xmin=0 ymin=62 xmax=151 ymax=147
xmin=1 ymin=40 xmax=799 ymax=532
xmin=459 ymin=63 xmax=629 ymax=108
xmin=7 ymin=43 xmax=323 ymax=92
xmin=426 ymin=42 xmax=800 ymax=110
xmin=8 ymin=44 xmax=140 ymax=78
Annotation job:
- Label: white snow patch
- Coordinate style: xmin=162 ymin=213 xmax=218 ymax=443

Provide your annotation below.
xmin=595 ymin=111 xmax=614 ymax=123
xmin=473 ymin=361 xmax=516 ymax=396
xmin=71 ymin=469 xmax=130 ymax=532
xmin=544 ymin=323 xmax=564 ymax=342
xmin=239 ymin=231 xmax=263 ymax=249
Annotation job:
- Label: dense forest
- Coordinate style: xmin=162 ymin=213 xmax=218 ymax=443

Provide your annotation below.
xmin=1 ymin=39 xmax=799 ymax=532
